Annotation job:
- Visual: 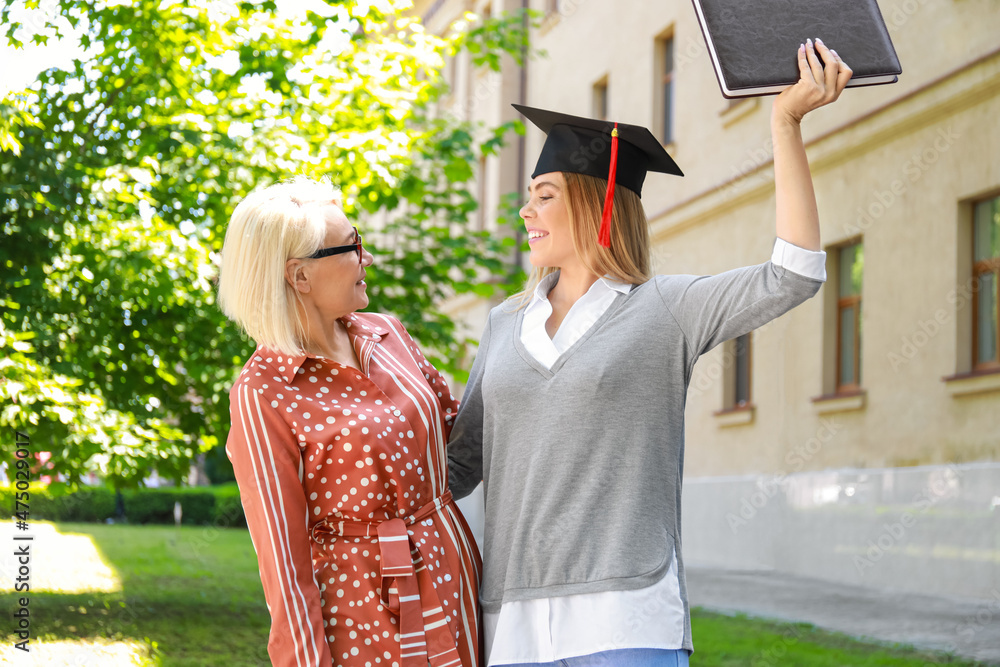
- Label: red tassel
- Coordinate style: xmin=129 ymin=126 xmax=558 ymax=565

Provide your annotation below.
xmin=599 ymin=124 xmax=619 ymax=248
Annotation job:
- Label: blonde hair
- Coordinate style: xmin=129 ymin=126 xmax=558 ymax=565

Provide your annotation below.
xmin=217 ymin=177 xmax=341 ymax=355
xmin=514 ymin=171 xmax=652 ymax=307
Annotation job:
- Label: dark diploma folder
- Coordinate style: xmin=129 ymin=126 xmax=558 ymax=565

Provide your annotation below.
xmin=691 ymin=0 xmax=903 ymax=98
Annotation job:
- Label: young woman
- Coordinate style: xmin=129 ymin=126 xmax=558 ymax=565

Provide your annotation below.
xmin=448 ymin=40 xmax=852 ymax=666
xmin=218 ymin=178 xmax=482 ymax=667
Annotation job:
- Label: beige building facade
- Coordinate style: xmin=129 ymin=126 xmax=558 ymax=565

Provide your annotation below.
xmin=414 ymin=0 xmax=1000 ymax=601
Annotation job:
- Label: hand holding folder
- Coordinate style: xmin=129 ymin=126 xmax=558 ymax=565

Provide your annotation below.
xmin=691 ymin=0 xmax=902 ymax=98
xmin=773 ymin=38 xmax=854 ymax=124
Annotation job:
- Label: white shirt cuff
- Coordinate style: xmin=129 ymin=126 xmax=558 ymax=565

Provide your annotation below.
xmin=772 ymin=237 xmax=827 ymax=282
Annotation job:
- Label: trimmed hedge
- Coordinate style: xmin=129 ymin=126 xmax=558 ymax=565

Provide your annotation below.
xmin=0 ymin=482 xmax=246 ymax=527
xmin=208 ymin=483 xmax=248 ymax=529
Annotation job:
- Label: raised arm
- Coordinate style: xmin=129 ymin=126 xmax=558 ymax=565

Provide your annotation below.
xmin=655 ymin=44 xmax=850 ymax=363
xmin=772 ymin=38 xmax=853 ymax=250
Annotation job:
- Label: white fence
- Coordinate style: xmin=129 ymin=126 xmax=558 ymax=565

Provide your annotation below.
xmin=682 ymin=462 xmax=1000 ymax=600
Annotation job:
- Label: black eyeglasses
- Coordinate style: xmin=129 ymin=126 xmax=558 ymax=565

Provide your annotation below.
xmin=305 ymin=227 xmax=363 ymax=264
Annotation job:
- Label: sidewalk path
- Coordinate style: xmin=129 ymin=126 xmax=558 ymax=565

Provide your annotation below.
xmin=686 ymin=568 xmax=1000 ymax=665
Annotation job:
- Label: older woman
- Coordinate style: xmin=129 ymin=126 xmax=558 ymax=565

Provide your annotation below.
xmin=448 ymin=41 xmax=852 ymax=666
xmin=218 ymin=178 xmax=481 ymax=667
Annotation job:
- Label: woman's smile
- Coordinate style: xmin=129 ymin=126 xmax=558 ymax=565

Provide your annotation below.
xmin=526 ymin=227 xmax=549 ymax=244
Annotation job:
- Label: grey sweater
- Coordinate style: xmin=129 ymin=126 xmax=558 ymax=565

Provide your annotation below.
xmin=447 ymin=260 xmax=823 ymax=651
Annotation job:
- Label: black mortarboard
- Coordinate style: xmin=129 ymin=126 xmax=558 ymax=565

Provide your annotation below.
xmin=513 ymin=104 xmax=684 ymax=247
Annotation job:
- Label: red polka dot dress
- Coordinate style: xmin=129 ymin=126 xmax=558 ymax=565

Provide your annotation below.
xmin=226 ymin=312 xmax=482 ymax=667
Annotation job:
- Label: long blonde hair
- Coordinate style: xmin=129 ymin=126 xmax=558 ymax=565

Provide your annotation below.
xmin=513 ymin=171 xmax=652 ymax=306
xmin=217 ymin=177 xmax=340 ymax=356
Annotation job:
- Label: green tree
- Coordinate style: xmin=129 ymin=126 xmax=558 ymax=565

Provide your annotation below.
xmin=0 ymin=0 xmax=530 ymax=489
xmin=0 ymin=88 xmax=40 ymax=155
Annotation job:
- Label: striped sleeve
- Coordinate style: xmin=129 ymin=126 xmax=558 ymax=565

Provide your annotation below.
xmin=226 ymin=381 xmax=332 ymax=667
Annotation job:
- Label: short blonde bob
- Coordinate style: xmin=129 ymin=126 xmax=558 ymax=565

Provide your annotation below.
xmin=514 ymin=171 xmax=652 ymax=306
xmin=217 ymin=177 xmax=340 ymax=356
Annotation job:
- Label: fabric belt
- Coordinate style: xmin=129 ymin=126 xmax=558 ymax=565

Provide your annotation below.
xmin=311 ymin=490 xmax=461 ymax=667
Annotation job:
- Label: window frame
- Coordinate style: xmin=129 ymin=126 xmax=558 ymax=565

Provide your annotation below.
xmin=592 ymin=76 xmax=609 ymax=121
xmin=716 ymin=331 xmax=754 ymax=417
xmin=654 ymin=31 xmax=675 ymax=146
xmin=972 ymin=196 xmax=1000 ymax=371
xmin=835 ymin=241 xmax=864 ymax=394
xmin=733 ymin=332 xmax=752 ymax=408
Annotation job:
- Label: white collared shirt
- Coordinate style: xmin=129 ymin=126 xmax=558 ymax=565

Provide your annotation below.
xmin=485 ymin=238 xmax=827 ymax=665
xmin=520 ymin=272 xmax=633 ymax=369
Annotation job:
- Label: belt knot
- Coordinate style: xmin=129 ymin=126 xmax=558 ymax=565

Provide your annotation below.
xmin=309 ymin=490 xmax=459 ymax=667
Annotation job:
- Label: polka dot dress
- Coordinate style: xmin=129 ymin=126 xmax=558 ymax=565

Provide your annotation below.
xmin=226 ymin=313 xmax=482 ymax=667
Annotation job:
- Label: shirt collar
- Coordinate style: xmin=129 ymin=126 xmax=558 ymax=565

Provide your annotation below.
xmin=529 ymin=271 xmax=562 ymax=306
xmin=529 ymin=271 xmax=632 ymax=308
xmin=341 ymin=312 xmax=391 ymax=342
xmin=597 ymin=275 xmax=633 ymax=295
xmin=279 ymin=352 xmax=309 ymax=385
xmin=272 ymin=314 xmax=391 ymax=384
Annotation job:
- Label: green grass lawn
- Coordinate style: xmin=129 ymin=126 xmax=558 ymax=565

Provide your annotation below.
xmin=690 ymin=610 xmax=989 ymax=666
xmin=1 ymin=521 xmax=993 ymax=666
xmin=2 ymin=521 xmax=271 ymax=666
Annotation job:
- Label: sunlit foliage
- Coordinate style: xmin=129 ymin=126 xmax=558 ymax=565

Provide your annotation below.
xmin=0 ymin=0 xmax=531 ymax=487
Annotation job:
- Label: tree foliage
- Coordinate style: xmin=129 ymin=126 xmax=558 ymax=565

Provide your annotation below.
xmin=0 ymin=0 xmax=530 ymax=488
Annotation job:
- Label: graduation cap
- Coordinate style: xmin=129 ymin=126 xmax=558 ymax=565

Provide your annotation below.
xmin=513 ymin=103 xmax=683 ymax=247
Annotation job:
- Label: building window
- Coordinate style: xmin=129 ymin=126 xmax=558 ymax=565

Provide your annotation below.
xmin=733 ymin=333 xmax=751 ymax=406
xmin=721 ymin=332 xmax=752 ymax=410
xmin=655 ymin=34 xmax=675 ymax=145
xmin=837 ymin=242 xmax=863 ymax=392
xmin=715 ymin=331 xmax=754 ymax=424
xmin=973 ymin=195 xmax=1000 ymax=369
xmin=592 ymin=76 xmax=608 ymax=120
